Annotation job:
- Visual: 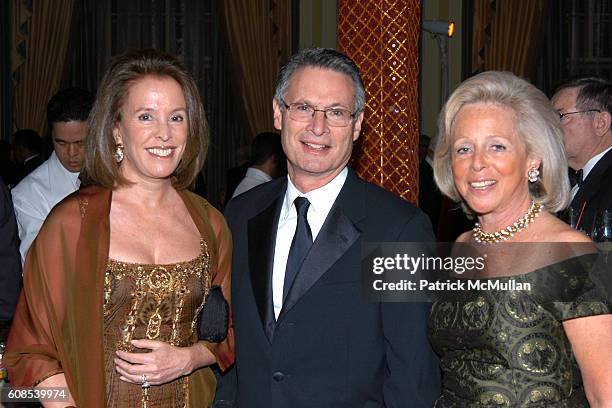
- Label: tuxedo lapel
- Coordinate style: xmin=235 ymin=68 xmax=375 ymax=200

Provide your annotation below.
xmin=279 ymin=204 xmax=360 ymax=318
xmin=572 ymin=149 xmax=612 ymax=208
xmin=248 ymin=195 xmax=283 ymax=342
xmin=279 ymin=169 xmax=365 ymax=319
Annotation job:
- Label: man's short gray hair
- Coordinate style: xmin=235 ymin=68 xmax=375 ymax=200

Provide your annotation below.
xmin=274 ymin=48 xmax=366 ymax=114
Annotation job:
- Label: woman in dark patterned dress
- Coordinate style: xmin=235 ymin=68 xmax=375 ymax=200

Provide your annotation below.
xmin=5 ymin=49 xmax=233 ymax=407
xmin=430 ymin=71 xmax=611 ymax=407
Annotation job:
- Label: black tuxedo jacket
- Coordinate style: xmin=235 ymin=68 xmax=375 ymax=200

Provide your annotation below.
xmin=571 ymin=149 xmax=612 ymax=236
xmin=217 ymin=169 xmax=440 ymax=408
xmin=0 ymin=180 xmax=22 ymax=340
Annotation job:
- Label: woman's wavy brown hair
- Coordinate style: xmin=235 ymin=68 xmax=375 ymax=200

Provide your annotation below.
xmin=81 ymin=49 xmax=208 ymax=189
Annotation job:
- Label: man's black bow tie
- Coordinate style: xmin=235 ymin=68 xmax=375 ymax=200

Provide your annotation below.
xmin=569 ymin=168 xmax=583 ymax=188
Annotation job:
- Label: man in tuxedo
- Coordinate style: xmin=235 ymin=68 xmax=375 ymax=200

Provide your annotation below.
xmin=218 ymin=48 xmax=440 ymax=407
xmin=552 ymin=77 xmax=612 ymax=238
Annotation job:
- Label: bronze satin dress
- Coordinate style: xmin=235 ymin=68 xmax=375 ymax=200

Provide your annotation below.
xmin=428 ymin=253 xmax=611 ymax=407
xmin=103 ymin=240 xmax=211 ymax=408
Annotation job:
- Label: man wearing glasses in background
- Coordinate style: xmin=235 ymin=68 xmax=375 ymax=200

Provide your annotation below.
xmin=552 ymin=77 xmax=612 ymax=238
xmin=217 ymin=48 xmax=440 ymax=407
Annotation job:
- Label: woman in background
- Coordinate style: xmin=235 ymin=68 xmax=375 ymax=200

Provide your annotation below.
xmin=5 ymin=49 xmax=233 ymax=407
xmin=430 ymin=71 xmax=611 ymax=407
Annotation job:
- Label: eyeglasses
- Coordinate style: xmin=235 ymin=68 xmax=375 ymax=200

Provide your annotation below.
xmin=281 ymin=99 xmax=356 ymax=127
xmin=558 ymin=109 xmax=600 ymax=121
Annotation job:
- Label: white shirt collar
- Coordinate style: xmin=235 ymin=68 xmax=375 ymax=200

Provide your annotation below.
xmin=582 ymin=146 xmax=612 ymax=180
xmin=280 ymin=167 xmax=348 ymax=228
xmin=49 ymin=151 xmax=80 ymax=190
xmin=245 ymin=167 xmax=272 ymax=182
xmin=279 ymin=167 xmax=348 ymax=239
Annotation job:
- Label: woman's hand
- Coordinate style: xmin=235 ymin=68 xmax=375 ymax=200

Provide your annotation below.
xmin=114 ymin=339 xmax=216 ymax=386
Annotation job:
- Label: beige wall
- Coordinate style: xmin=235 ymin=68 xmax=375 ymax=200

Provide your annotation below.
xmin=421 ymin=0 xmax=463 ymax=142
xmin=299 ymin=0 xmax=337 ymax=49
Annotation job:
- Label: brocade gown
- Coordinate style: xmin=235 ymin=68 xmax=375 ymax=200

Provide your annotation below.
xmin=428 ymin=252 xmax=611 ymax=407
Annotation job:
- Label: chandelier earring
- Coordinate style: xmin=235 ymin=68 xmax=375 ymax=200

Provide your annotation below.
xmin=114 ymin=143 xmax=124 ymax=163
xmin=527 ymin=167 xmax=540 ymax=183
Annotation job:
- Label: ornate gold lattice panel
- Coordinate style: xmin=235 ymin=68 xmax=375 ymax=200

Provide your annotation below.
xmin=338 ymin=0 xmax=420 ymax=203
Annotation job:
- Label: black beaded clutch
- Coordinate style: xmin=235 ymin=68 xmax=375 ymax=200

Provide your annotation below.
xmin=197 ymin=285 xmax=229 ymax=343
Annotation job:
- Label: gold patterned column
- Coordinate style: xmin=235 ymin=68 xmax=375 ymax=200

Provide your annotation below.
xmin=338 ymin=0 xmax=421 ymax=203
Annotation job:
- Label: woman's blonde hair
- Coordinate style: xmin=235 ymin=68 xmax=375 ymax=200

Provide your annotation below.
xmin=433 ymin=71 xmax=570 ymax=213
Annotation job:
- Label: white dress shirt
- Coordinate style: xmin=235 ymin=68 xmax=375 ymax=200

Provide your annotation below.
xmin=571 ymin=146 xmax=612 ymax=200
xmin=272 ymin=167 xmax=348 ymax=318
xmin=232 ymin=167 xmax=273 ymax=198
xmin=12 ymin=151 xmax=80 ymax=264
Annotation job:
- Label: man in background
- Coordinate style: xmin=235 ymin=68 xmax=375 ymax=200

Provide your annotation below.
xmin=223 ymin=144 xmax=251 ymax=207
xmin=552 ymin=77 xmax=612 ymax=238
xmin=12 ymin=128 xmax=43 ymax=186
xmin=12 ymin=87 xmax=94 ymax=263
xmin=232 ymin=131 xmax=285 ymax=198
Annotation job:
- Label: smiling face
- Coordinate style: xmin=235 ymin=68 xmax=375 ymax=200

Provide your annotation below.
xmin=273 ymin=66 xmax=363 ymax=192
xmin=451 ymin=103 xmax=539 ymax=224
xmin=113 ymin=75 xmax=188 ymax=185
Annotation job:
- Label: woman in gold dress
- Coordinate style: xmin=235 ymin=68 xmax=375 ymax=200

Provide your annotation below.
xmin=429 ymin=71 xmax=611 ymax=406
xmin=5 ymin=49 xmax=234 ymax=407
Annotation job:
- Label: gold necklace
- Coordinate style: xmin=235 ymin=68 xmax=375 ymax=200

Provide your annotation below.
xmin=473 ymin=202 xmax=542 ymax=244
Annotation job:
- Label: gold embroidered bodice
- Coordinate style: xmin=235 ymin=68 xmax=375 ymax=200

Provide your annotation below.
xmin=103 ymin=240 xmax=210 ymax=408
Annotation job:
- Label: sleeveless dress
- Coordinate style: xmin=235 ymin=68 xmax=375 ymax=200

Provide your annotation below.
xmin=103 ymin=239 xmax=211 ymax=408
xmin=428 ymin=252 xmax=611 ymax=407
